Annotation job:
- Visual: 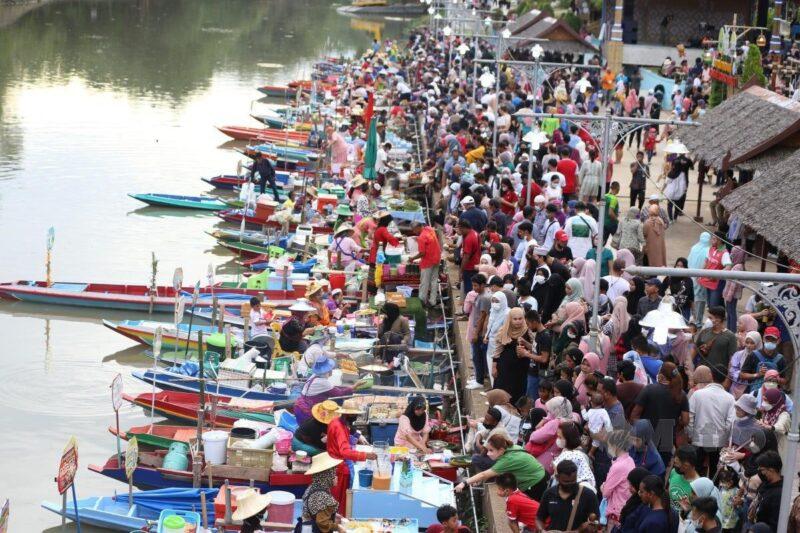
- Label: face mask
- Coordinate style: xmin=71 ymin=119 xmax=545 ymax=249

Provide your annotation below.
xmin=736 ymin=413 xmax=748 ymax=420
xmin=749 ymin=441 xmax=760 ymax=453
xmin=556 ymin=438 xmax=566 ymax=449
xmin=758 ymin=472 xmax=769 ymax=483
xmin=764 ymin=382 xmax=778 ymax=390
xmin=692 ymin=519 xmax=704 ymax=529
xmin=560 ymin=481 xmax=579 ymax=495
xmin=567 ymin=332 xmax=576 ymax=339
xmin=503 ymin=283 xmax=514 ymax=291
xmin=762 ymin=402 xmax=773 ymax=411
xmin=534 ymin=275 xmax=545 ymax=284
xmin=491 ymin=302 xmax=502 ymax=311
xmin=764 ymin=342 xmax=777 ymax=351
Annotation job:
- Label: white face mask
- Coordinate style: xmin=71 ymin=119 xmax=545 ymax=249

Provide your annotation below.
xmin=534 ymin=275 xmax=545 ymax=284
xmin=503 ymin=283 xmax=514 ymax=291
xmin=764 ymin=382 xmax=778 ymax=390
xmin=762 ymin=402 xmax=773 ymax=411
xmin=749 ymin=441 xmax=760 ymax=453
xmin=764 ymin=341 xmax=777 ymax=351
xmin=556 ymin=438 xmax=566 ymax=449
xmin=491 ymin=301 xmax=502 ymax=311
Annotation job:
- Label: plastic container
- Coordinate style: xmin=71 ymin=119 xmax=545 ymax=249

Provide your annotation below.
xmin=266 ymin=490 xmax=296 ymax=524
xmin=158 ymin=509 xmax=200 ymax=533
xmin=328 ymin=272 xmax=346 ymax=291
xmin=202 ymin=430 xmax=229 ymax=465
xmin=231 ymin=427 xmax=257 ymax=440
xmin=275 ymin=436 xmax=293 ymax=455
xmin=162 ymin=514 xmax=185 ymax=533
xmin=358 ymin=469 xmax=374 ymax=488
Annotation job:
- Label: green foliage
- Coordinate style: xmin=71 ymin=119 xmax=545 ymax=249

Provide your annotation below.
xmin=563 ymin=11 xmax=581 ymax=31
xmin=740 ymin=43 xmax=767 ymax=87
xmin=708 ymin=79 xmax=726 ymax=108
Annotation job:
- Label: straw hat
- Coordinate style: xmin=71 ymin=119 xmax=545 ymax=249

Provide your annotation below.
xmin=305 ymin=281 xmax=325 ymax=299
xmin=305 ymin=452 xmax=343 ymax=476
xmin=351 ymin=176 xmax=367 ymax=188
xmin=289 ymin=298 xmax=316 ymax=312
xmin=335 ymin=223 xmax=354 ymax=237
xmin=335 ymin=398 xmax=364 ymax=415
xmin=375 ymin=210 xmax=391 ymax=221
xmin=231 ymin=489 xmax=271 ymax=521
xmin=311 ymin=400 xmax=341 ymax=424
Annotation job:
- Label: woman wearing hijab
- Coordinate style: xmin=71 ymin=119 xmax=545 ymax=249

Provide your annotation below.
xmin=615 ymin=248 xmax=637 ymax=281
xmin=484 ymin=290 xmax=510 ymax=388
xmin=736 ymin=314 xmax=759 ymax=349
xmin=491 ymin=307 xmax=534 ymax=404
xmin=526 ymin=396 xmax=573 ymax=475
xmin=377 ymin=302 xmax=411 ymax=346
xmin=661 ymin=257 xmax=694 ymax=321
xmin=687 ymin=232 xmax=711 ymax=325
xmin=299 ymin=452 xmax=344 ymax=533
xmin=615 ymin=207 xmax=645 ymax=262
xmin=578 ymin=258 xmax=597 ymax=302
xmin=394 ymin=395 xmax=431 ymax=452
xmin=602 ymin=430 xmax=637 ymax=530
xmin=760 ymin=387 xmax=791 ymax=457
xmin=723 ymin=246 xmax=747 ymax=330
xmin=642 ymin=204 xmax=667 ymax=267
xmin=573 ymin=352 xmax=601 ymax=406
xmin=676 ymin=477 xmax=723 ymax=532
xmin=628 ymin=419 xmax=666 ymax=477
xmin=486 ymin=389 xmax=522 ymax=442
xmin=579 ymin=149 xmax=603 ymax=203
xmin=539 ymin=270 xmax=564 ymax=323
xmin=626 ymin=276 xmax=645 ymax=315
xmin=730 ymin=331 xmax=762 ymax=398
xmin=478 ymin=253 xmax=497 ymax=277
xmin=493 ymin=242 xmax=513 ymax=278
xmin=603 ymin=296 xmax=631 ymax=346
xmin=552 ymin=303 xmax=587 ymax=357
xmin=618 ymin=467 xmax=652 ymax=531
xmin=547 ymin=280 xmax=585 ymax=331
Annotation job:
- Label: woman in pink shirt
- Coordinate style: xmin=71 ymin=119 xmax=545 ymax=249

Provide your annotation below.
xmin=601 ymin=430 xmax=636 ymax=529
xmin=526 ymin=396 xmax=573 ymax=475
xmin=394 ymin=395 xmax=430 ymax=452
xmin=329 ymin=225 xmax=362 ymax=268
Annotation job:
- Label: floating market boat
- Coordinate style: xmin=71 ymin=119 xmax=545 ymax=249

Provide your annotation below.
xmin=89 ymin=451 xmax=310 ymax=495
xmin=217 ymin=208 xmax=333 ymax=234
xmin=102 ymin=319 xmax=242 ymax=351
xmin=256 ymin=84 xmax=297 ymax=98
xmin=109 ymin=423 xmax=270 ymax=450
xmin=216 ymin=124 xmax=310 ymax=143
xmin=131 ymin=367 xmax=299 ymax=401
xmin=41 ymin=488 xmax=217 ymax=532
xmin=0 ymin=281 xmax=304 ymax=312
xmin=247 ymin=142 xmax=321 ymax=163
xmin=207 ymin=228 xmax=293 ymax=246
xmin=336 ymin=0 xmax=427 ymax=15
xmin=123 ymin=391 xmax=275 ymax=427
xmin=128 ymin=193 xmax=227 ymax=211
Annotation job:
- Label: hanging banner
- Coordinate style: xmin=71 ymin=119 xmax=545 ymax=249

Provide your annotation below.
xmin=56 ymin=437 xmax=79 ymax=495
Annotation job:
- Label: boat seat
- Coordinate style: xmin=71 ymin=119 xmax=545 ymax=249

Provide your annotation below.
xmin=50 ymin=283 xmax=89 ymax=292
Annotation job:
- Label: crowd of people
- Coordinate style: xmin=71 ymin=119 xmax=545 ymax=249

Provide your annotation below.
xmin=235 ymin=7 xmax=800 ymax=532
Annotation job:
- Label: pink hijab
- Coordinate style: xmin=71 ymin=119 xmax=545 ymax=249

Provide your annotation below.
xmin=563 ymin=301 xmax=586 ymax=328
xmin=575 ymin=352 xmax=601 ymax=406
xmin=608 ymin=296 xmax=630 ymax=344
xmin=579 ymin=259 xmax=597 ymax=302
xmin=616 ymin=249 xmax=636 ymax=280
xmin=736 ymin=314 xmax=759 ymax=349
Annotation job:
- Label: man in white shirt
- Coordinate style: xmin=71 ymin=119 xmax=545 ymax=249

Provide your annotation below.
xmin=540 ymin=204 xmax=561 ymax=252
xmin=541 ymin=158 xmax=564 ymax=188
xmin=603 ymin=258 xmax=629 ymax=301
xmin=375 ymin=142 xmax=391 ymax=175
xmin=514 ymin=221 xmax=537 ymax=278
xmin=564 ymin=201 xmax=598 ymax=260
xmin=688 ymin=365 xmax=735 ymax=476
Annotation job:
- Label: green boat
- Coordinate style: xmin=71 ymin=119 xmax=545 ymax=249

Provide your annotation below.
xmin=216 ymin=239 xmax=274 ymax=257
xmin=129 ymin=193 xmax=227 ymax=211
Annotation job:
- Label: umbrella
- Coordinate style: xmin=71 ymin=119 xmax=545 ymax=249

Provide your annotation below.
xmin=362 ymin=118 xmax=378 ymax=180
xmin=639 ymin=297 xmax=690 ymax=344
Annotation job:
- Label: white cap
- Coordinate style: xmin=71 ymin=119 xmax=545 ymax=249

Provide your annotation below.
xmin=449 ymin=182 xmax=460 ymax=192
xmin=460 ymin=195 xmax=475 ymax=205
xmin=649 ymin=194 xmax=660 ymax=201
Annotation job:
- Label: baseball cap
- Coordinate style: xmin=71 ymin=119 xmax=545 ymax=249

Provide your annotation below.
xmin=460 ymin=195 xmax=475 ymax=205
xmin=555 ymin=229 xmax=568 ymax=243
xmin=645 ymin=277 xmax=660 ymax=286
xmin=764 ymin=326 xmax=781 ymax=340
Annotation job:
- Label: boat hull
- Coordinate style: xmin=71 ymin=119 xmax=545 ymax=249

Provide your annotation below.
xmin=128 ymin=193 xmax=227 ymax=211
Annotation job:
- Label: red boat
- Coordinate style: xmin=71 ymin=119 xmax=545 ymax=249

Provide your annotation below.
xmin=217 ymin=209 xmax=333 ymax=234
xmin=216 ymin=125 xmax=309 ymax=143
xmin=0 ymin=280 xmax=306 ymax=311
xmin=123 ymin=391 xmax=275 ymax=428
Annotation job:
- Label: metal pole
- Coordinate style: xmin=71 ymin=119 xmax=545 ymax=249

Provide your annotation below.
xmin=471 ymin=37 xmax=478 ymax=103
xmin=588 ymin=112 xmax=612 ymax=353
xmin=525 ymin=55 xmax=540 ymax=208
xmin=492 ymin=37 xmax=501 ymax=157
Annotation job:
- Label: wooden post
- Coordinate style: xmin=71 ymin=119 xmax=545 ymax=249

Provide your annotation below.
xmin=224 ymin=482 xmax=233 ymax=525
xmin=760 ymin=234 xmax=768 ymax=272
xmin=224 ymin=325 xmax=232 ymax=361
xmin=211 ymin=296 xmax=219 ymax=330
xmin=695 ymin=161 xmax=706 ymax=222
xmin=218 ymin=303 xmax=226 ymax=332
xmin=200 ymin=491 xmax=208 ymax=529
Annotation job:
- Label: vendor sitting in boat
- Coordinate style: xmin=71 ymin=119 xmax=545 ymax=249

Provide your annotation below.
xmin=326 ymin=288 xmax=351 ymax=320
xmin=394 ymin=394 xmax=431 ymax=453
xmin=292 ymin=400 xmax=340 ymax=456
xmin=305 ymin=280 xmax=331 ymax=326
xmin=329 ymin=223 xmax=362 ymax=270
xmin=279 ymin=316 xmax=308 ymax=355
xmin=294 ymin=353 xmax=358 ymax=425
xmin=231 ymin=490 xmax=271 ymax=533
xmin=368 ymin=211 xmax=401 ymax=265
xmin=297 ymin=327 xmax=335 ymax=376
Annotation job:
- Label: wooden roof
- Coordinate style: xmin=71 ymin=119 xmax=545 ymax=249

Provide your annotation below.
xmin=513 ymin=16 xmax=599 ymax=54
xmin=508 ymin=9 xmax=547 ymax=36
xmin=721 ymin=149 xmax=800 ymax=261
xmin=677 ymin=86 xmax=800 ymax=169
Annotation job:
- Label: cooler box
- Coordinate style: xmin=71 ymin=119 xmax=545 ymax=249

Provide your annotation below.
xmin=254 ymin=197 xmax=278 ymax=219
xmin=316 ymin=194 xmax=338 ymax=213
xmin=266 ymin=272 xmax=308 ymax=291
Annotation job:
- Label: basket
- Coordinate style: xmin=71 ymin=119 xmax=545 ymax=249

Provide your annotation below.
xmin=226 ymin=437 xmax=274 ymax=472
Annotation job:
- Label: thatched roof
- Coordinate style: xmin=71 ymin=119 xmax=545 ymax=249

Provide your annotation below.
xmin=677 ymin=86 xmax=800 ymax=169
xmin=722 ymin=150 xmax=800 ymax=261
xmin=735 ymin=146 xmax=798 ymax=172
xmin=508 ymin=9 xmax=546 ymax=36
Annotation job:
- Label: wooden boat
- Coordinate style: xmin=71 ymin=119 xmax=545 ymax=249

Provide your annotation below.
xmin=256 ymin=84 xmax=296 ymax=98
xmin=207 ymin=227 xmax=291 ymax=246
xmin=250 ymin=113 xmax=315 ymax=132
xmin=248 ymin=142 xmax=321 ymax=163
xmin=0 ymin=281 xmax=305 ymax=312
xmin=216 ymin=124 xmax=310 ymax=143
xmin=217 ymin=208 xmax=333 ymax=234
xmin=128 ymin=193 xmax=227 ymax=211
xmin=41 ymin=488 xmax=218 ymax=532
xmin=109 ymin=424 xmax=204 ymax=450
xmin=216 ymin=239 xmax=276 ymax=258
xmin=132 ymin=367 xmax=299 ymax=401
xmin=123 ymin=391 xmax=275 ymax=427
xmin=201 ymin=170 xmax=295 ymax=190
xmin=89 ymin=451 xmax=310 ymax=495
xmin=102 ymin=319 xmax=241 ymax=351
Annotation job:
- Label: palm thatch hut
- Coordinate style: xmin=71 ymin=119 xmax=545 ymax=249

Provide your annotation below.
xmin=721 ymin=149 xmax=800 ymax=263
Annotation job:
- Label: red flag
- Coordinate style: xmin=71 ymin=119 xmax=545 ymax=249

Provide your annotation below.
xmin=364 ymin=90 xmax=375 ymax=131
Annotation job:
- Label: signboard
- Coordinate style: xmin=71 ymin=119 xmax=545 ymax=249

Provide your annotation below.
xmin=46 ymin=227 xmax=55 ymax=251
xmin=125 ymin=437 xmax=139 ymax=480
xmin=172 ymin=267 xmax=184 ymax=291
xmin=174 ymin=297 xmax=185 ymax=326
xmin=0 ymin=499 xmax=8 ymax=533
xmin=56 ymin=437 xmax=78 ymax=495
xmin=110 ymin=374 xmax=123 ymax=412
xmin=709 ymin=68 xmax=738 ymax=87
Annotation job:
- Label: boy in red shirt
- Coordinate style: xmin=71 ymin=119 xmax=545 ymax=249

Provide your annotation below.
xmin=497 ymin=472 xmax=540 ymax=533
xmin=458 ymin=219 xmax=480 ymax=296
xmin=425 ymin=505 xmax=472 ymax=533
xmin=555 ymin=146 xmax=578 ymax=201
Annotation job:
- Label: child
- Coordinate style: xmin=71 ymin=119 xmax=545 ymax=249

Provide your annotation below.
xmin=481 ymin=220 xmax=502 ymax=248
xmin=425 ymin=504 xmax=471 ymax=533
xmin=596 ymin=279 xmax=611 ymax=316
xmin=581 ymin=392 xmax=613 ymax=459
xmin=496 ymin=473 xmax=539 ymax=533
xmin=535 ymin=379 xmax=554 ymax=410
xmin=643 ymin=126 xmax=658 ymax=163
xmin=716 ymin=466 xmax=739 ymax=533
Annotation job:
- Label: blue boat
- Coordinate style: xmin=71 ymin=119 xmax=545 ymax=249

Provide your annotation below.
xmin=41 ymin=488 xmax=217 ymax=531
xmin=128 ymin=193 xmax=228 ymax=211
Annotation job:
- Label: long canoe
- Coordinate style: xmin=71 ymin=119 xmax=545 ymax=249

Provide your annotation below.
xmin=128 ymin=193 xmax=227 ymax=211
xmin=41 ymin=488 xmax=218 ymax=532
xmin=0 ymin=281 xmax=307 ymax=312
xmin=102 ymin=319 xmax=241 ymax=351
xmin=122 ymin=391 xmax=275 ymax=427
xmin=216 ymin=125 xmax=310 ymax=142
xmin=132 ymin=367 xmax=299 ymax=401
xmin=217 ymin=208 xmax=333 ymax=234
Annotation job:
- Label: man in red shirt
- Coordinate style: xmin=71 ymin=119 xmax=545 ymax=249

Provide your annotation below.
xmin=458 ymin=219 xmax=480 ymax=296
xmin=497 ymin=472 xmax=540 ymax=533
xmin=556 ymin=146 xmax=578 ymax=201
xmin=411 ymin=222 xmax=442 ymax=307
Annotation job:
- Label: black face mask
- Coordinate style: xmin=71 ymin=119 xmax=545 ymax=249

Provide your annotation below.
xmin=758 ymin=472 xmax=770 ymax=484
xmin=560 ymin=482 xmax=579 ymax=495
xmin=484 ymin=421 xmax=497 ymax=430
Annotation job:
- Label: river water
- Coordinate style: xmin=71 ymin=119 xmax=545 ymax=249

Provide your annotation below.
xmin=0 ymin=1 xmax=409 ymax=529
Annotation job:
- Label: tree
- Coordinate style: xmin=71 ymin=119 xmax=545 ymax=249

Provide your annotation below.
xmin=708 ymin=80 xmax=726 ymax=108
xmin=740 ymin=43 xmax=767 ymax=87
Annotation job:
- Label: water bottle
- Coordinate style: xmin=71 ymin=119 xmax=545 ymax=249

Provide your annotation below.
xmin=337 ymin=320 xmax=344 ymax=335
